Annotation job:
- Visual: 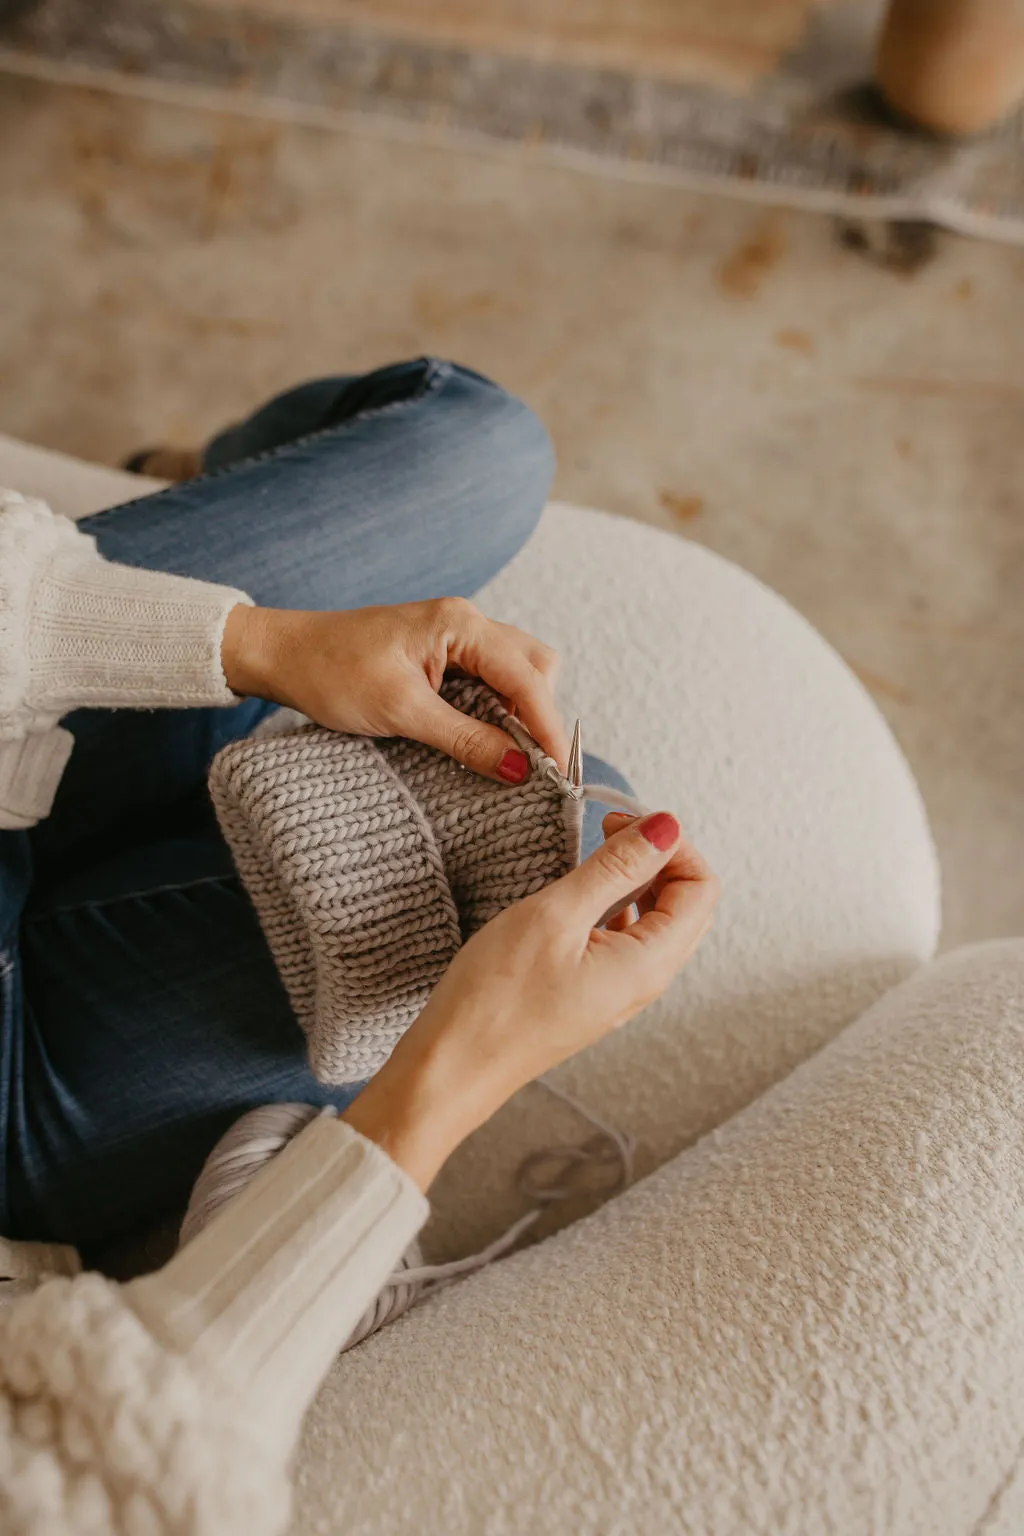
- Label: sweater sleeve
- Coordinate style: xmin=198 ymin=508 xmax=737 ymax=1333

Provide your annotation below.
xmin=0 ymin=1117 xmax=427 ymax=1535
xmin=0 ymin=487 xmax=253 ymax=828
xmin=125 ymin=1114 xmax=429 ymax=1441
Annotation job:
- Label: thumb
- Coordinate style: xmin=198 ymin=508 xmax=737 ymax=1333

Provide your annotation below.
xmin=414 ymin=692 xmax=532 ymax=784
xmin=554 ymin=812 xmax=681 ymax=931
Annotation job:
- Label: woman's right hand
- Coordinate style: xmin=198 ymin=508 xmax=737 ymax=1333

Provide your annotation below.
xmin=342 ymin=811 xmax=720 ymax=1189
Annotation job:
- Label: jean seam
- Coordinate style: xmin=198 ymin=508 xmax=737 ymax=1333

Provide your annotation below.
xmin=25 ymin=873 xmax=241 ymax=923
xmin=83 ymin=357 xmax=455 ymax=531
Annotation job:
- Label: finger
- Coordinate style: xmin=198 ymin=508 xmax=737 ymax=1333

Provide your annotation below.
xmin=601 ymin=829 xmax=639 ymax=930
xmin=694 ymin=914 xmax=716 ymax=946
xmin=606 ymin=853 xmax=721 ymax=977
xmin=597 ymin=813 xmax=659 ymax=925
xmin=606 ymin=903 xmax=639 ymax=933
xmin=550 ymin=812 xmax=687 ymax=935
xmin=449 ymin=619 xmax=570 ymax=771
xmin=413 ymin=690 xmax=532 ymax=784
xmin=491 ymin=619 xmax=561 ymax=684
xmin=601 ymin=811 xmax=706 ymax=897
xmin=602 ymin=812 xmax=635 ymax=839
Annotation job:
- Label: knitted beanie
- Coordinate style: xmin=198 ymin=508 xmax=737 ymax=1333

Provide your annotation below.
xmin=209 ymin=677 xmax=583 ymax=1083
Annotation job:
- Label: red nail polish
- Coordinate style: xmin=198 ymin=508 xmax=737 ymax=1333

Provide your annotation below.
xmin=639 ymin=812 xmax=679 ymax=850
xmin=498 ymin=749 xmax=530 ymax=785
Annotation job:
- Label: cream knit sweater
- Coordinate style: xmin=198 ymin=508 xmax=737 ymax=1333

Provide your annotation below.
xmin=0 ymin=488 xmax=430 ymax=1533
xmin=0 ymin=488 xmax=250 ymax=827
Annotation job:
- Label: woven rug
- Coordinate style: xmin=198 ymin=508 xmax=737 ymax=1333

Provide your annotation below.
xmin=2 ymin=0 xmax=1023 ymax=243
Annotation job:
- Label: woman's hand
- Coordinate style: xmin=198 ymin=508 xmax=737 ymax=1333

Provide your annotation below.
xmin=222 ymin=598 xmax=569 ymax=781
xmin=343 ymin=811 xmax=720 ymax=1189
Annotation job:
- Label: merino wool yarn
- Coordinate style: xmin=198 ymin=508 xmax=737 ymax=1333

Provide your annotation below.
xmin=208 ymin=677 xmax=584 ymax=1083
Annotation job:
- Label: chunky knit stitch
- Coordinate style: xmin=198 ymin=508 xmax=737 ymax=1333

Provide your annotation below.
xmin=0 ymin=1273 xmax=291 ymax=1536
xmin=209 ymin=677 xmax=583 ymax=1082
xmin=0 ymin=1116 xmax=428 ymax=1536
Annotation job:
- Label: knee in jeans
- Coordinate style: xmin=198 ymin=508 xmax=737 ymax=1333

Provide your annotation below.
xmin=443 ymin=364 xmax=555 ymax=546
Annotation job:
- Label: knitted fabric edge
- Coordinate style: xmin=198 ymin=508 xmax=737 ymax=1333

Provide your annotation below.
xmin=209 ymin=679 xmax=583 ymax=1084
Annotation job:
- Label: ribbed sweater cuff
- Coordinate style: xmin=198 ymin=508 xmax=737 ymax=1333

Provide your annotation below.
xmin=0 ymin=728 xmax=74 ymax=828
xmin=0 ymin=491 xmax=253 ymax=734
xmin=125 ymin=1115 xmax=428 ymax=1444
xmin=29 ymin=549 xmax=251 ymax=716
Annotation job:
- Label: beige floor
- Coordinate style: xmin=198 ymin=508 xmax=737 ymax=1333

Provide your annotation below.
xmin=1 ymin=68 xmax=1021 ymax=948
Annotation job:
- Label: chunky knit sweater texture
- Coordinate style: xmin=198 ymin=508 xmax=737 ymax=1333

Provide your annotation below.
xmin=0 ymin=490 xmax=430 ymax=1533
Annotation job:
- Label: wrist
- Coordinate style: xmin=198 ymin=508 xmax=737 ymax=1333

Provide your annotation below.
xmin=222 ymin=603 xmax=278 ymax=700
xmin=341 ymin=1036 xmax=484 ymax=1192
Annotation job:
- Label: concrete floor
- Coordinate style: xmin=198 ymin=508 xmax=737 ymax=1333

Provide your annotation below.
xmin=1 ymin=69 xmax=1022 ymax=948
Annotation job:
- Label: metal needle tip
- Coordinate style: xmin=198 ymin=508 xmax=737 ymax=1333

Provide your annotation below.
xmin=568 ymin=718 xmax=583 ymax=788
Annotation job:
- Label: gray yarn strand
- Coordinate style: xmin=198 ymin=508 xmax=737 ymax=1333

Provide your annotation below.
xmin=178 ymin=1102 xmax=322 ymax=1246
xmin=180 ymin=1082 xmax=634 ymax=1353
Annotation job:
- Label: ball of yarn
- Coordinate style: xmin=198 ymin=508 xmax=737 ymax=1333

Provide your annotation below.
xmin=180 ymin=1079 xmax=636 ymax=1352
xmin=180 ymin=1103 xmax=427 ymax=1352
xmin=179 ymin=1102 xmax=321 ymax=1245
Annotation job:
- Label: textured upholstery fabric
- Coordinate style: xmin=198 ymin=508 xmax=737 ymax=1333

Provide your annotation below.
xmin=296 ymin=941 xmax=1024 ymax=1535
xmin=0 ymin=439 xmax=950 ymax=1533
xmin=0 ymin=433 xmax=167 ymax=519
xmin=292 ymin=503 xmax=946 ymax=1532
xmin=423 ymin=502 xmax=940 ymax=1260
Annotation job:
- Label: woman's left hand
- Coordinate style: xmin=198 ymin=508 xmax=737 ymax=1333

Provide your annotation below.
xmin=343 ymin=809 xmax=720 ymax=1189
xmin=221 ymin=597 xmax=570 ymax=782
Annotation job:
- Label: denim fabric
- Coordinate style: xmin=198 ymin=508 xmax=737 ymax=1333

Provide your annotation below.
xmin=0 ymin=358 xmax=626 ymax=1248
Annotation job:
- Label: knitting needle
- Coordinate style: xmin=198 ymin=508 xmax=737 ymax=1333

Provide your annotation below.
xmin=568 ymin=718 xmax=583 ymax=789
xmin=568 ymin=717 xmax=646 ymax=925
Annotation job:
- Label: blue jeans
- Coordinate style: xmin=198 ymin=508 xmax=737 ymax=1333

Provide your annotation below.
xmin=0 ymin=359 xmax=629 ymax=1249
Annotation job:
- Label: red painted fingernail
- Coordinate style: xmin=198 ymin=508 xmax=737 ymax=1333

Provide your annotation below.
xmin=638 ymin=812 xmax=679 ymax=850
xmin=498 ymin=749 xmax=530 ymax=784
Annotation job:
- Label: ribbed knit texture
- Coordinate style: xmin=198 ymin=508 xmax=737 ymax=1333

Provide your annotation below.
xmin=0 ymin=489 xmax=251 ymax=829
xmin=28 ymin=551 xmax=249 ymax=715
xmin=0 ymin=727 xmax=74 ymax=827
xmin=209 ymin=677 xmax=583 ymax=1083
xmin=0 ymin=1118 xmax=427 ymax=1535
xmin=128 ymin=1115 xmax=428 ymax=1442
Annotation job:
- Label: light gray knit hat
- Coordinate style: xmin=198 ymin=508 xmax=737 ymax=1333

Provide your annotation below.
xmin=209 ymin=678 xmax=583 ymax=1083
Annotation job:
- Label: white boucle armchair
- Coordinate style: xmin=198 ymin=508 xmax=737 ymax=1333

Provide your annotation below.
xmin=6 ymin=434 xmax=1024 ymax=1535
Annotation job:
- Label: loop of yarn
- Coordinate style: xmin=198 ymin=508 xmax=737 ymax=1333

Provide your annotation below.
xmin=180 ymin=1079 xmax=635 ymax=1353
xmin=581 ymin=784 xmax=648 ymax=817
xmin=518 ymin=1077 xmax=637 ymax=1202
